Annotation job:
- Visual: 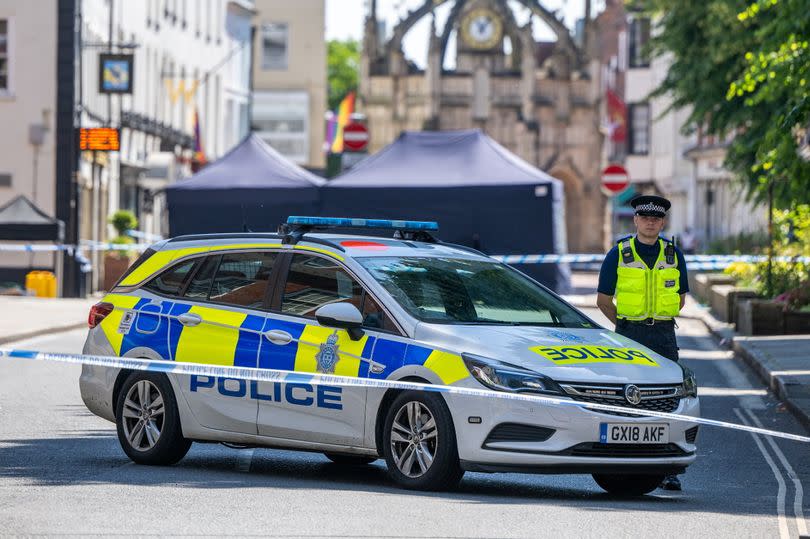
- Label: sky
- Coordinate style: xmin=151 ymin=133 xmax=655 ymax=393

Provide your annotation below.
xmin=325 ymin=0 xmax=603 ymax=69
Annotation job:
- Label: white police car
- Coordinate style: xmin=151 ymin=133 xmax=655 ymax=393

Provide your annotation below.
xmin=80 ymin=217 xmax=699 ymax=495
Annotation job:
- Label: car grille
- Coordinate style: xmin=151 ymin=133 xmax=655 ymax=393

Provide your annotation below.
xmin=566 ymin=442 xmax=691 ymax=458
xmin=483 ymin=423 xmax=556 ymax=446
xmin=685 ymin=426 xmax=699 ymax=444
xmin=560 ymin=382 xmax=682 ymax=417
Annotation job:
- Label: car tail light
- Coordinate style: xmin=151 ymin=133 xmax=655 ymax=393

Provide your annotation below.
xmin=88 ymin=302 xmax=114 ymax=328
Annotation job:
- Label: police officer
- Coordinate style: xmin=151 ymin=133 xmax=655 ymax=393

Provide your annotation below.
xmin=596 ymin=194 xmax=689 ymax=492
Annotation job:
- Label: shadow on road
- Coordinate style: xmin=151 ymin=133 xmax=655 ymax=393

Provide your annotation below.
xmin=0 ymin=433 xmax=783 ymax=518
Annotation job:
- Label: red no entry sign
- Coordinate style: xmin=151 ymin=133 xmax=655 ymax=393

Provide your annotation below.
xmin=601 ymin=164 xmax=630 ymax=195
xmin=343 ymin=122 xmax=369 ymax=152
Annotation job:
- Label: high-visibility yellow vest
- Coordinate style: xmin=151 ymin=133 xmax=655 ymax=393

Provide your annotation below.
xmin=615 ymin=237 xmax=681 ymax=321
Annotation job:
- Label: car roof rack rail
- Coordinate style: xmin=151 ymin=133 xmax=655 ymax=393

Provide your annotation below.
xmin=279 ymin=216 xmax=440 ymax=245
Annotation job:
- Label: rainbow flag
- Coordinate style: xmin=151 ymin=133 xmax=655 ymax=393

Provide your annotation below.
xmin=330 ymin=91 xmax=355 ymax=154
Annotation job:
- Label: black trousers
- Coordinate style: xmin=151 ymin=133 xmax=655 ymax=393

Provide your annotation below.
xmin=615 ymin=319 xmax=679 ymax=362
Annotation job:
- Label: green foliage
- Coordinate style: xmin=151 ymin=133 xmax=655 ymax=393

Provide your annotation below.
xmin=644 ymin=0 xmax=810 ymax=208
xmin=109 ymin=210 xmax=138 ymax=237
xmin=723 ymin=261 xmax=758 ymax=287
xmin=706 ymin=231 xmax=769 ymax=255
xmin=327 ymin=40 xmax=359 ymax=110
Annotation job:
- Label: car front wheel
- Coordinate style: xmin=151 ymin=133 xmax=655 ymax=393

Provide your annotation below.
xmin=382 ymin=391 xmax=464 ymax=491
xmin=115 ymin=372 xmax=191 ymax=465
xmin=592 ymin=473 xmax=665 ymax=496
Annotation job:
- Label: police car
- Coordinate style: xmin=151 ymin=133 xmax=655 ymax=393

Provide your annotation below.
xmin=80 ymin=217 xmax=699 ymax=495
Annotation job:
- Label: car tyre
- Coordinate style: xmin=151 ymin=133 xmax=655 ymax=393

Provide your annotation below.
xmin=382 ymin=391 xmax=464 ymax=491
xmin=592 ymin=473 xmax=665 ymax=496
xmin=115 ymin=371 xmax=191 ymax=465
xmin=324 ymin=453 xmax=377 ymax=466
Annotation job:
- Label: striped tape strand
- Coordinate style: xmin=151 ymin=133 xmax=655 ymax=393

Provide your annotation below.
xmin=1 ymin=347 xmax=808 ymax=444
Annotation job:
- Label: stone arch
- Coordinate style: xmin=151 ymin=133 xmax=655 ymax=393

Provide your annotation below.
xmin=548 ymin=165 xmax=586 ymax=253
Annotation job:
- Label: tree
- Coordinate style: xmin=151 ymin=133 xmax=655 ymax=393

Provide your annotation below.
xmin=327 ymin=39 xmax=360 ymax=111
xmin=645 ymin=0 xmax=810 ymax=208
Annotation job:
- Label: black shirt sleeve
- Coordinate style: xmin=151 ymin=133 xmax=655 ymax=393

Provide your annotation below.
xmin=598 ymin=246 xmax=620 ymax=295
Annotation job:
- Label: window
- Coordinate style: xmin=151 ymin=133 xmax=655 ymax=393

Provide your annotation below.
xmin=358 ymin=257 xmax=592 ymax=327
xmin=281 ymin=254 xmax=396 ymax=331
xmin=209 ymin=252 xmax=277 ymax=308
xmin=628 ymin=17 xmax=650 ymax=68
xmin=261 ymin=23 xmax=288 ymax=70
xmin=144 ymin=259 xmax=197 ymax=296
xmin=0 ymin=19 xmax=10 ymax=92
xmin=629 ymin=103 xmax=650 ymax=155
xmin=253 ymin=90 xmax=309 ymax=164
xmin=282 ymin=255 xmax=362 ymax=317
xmin=184 ymin=255 xmax=219 ymax=299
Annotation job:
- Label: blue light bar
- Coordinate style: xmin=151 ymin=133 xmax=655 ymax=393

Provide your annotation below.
xmin=286 ymin=216 xmax=439 ymax=231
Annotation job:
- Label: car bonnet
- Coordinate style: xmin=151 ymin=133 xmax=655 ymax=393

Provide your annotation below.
xmin=413 ymin=324 xmax=685 ymax=385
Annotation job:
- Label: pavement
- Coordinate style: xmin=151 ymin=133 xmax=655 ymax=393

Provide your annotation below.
xmin=0 ymin=295 xmax=95 ymax=345
xmin=1 ymin=275 xmax=809 ymax=434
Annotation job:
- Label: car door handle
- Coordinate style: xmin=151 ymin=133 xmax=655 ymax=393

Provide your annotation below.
xmin=264 ymin=329 xmax=293 ymax=345
xmin=177 ymin=313 xmax=202 ymax=327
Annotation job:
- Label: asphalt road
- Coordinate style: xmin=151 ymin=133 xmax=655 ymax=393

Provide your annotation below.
xmin=1 ymin=314 xmax=808 ymax=538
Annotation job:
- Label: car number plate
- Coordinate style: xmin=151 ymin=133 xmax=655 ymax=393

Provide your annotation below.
xmin=600 ymin=423 xmax=669 ymax=444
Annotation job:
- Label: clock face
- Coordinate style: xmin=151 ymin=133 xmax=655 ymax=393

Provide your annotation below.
xmin=460 ymin=8 xmax=503 ymax=50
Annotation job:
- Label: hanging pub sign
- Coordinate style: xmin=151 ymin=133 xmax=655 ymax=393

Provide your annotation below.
xmin=98 ymin=53 xmax=134 ymax=94
xmin=79 ymin=127 xmax=120 ymax=151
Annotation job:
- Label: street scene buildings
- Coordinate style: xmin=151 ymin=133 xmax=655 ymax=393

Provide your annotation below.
xmin=0 ymin=0 xmax=787 ymax=296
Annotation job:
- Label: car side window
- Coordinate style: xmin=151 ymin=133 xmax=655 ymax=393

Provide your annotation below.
xmin=281 ymin=253 xmax=397 ymax=332
xmin=281 ymin=254 xmax=363 ymax=317
xmin=143 ymin=259 xmax=197 ymax=297
xmin=183 ymin=255 xmax=220 ymax=299
xmin=208 ymin=252 xmax=278 ymax=308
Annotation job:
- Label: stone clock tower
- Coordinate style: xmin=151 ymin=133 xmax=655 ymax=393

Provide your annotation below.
xmin=360 ymin=0 xmax=605 ymax=253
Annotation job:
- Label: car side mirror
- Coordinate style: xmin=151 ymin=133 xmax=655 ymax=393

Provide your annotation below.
xmin=314 ymin=303 xmax=365 ymax=341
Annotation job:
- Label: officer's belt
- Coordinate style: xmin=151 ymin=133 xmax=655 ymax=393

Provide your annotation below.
xmin=617 ymin=317 xmax=675 ymax=326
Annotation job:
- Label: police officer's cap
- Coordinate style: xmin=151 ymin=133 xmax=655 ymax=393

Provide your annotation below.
xmin=630 ymin=195 xmax=671 ymax=218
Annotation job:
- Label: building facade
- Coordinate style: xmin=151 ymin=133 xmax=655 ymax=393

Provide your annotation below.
xmin=0 ymin=0 xmax=254 ymax=295
xmin=595 ymin=1 xmax=766 ymax=248
xmin=0 ymin=2 xmax=60 ymax=285
xmin=251 ymin=0 xmax=326 ymax=168
xmin=360 ymin=0 xmax=607 ymax=253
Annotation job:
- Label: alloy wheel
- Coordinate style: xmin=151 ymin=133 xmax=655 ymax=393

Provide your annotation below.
xmin=121 ymin=380 xmax=165 ymax=451
xmin=390 ymin=401 xmax=438 ymax=478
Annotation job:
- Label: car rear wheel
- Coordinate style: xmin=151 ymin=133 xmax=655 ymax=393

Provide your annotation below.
xmin=592 ymin=473 xmax=665 ymax=496
xmin=324 ymin=453 xmax=377 ymax=466
xmin=115 ymin=372 xmax=191 ymax=465
xmin=382 ymin=391 xmax=464 ymax=491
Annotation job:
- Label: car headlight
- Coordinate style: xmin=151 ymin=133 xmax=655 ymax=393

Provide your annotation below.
xmin=462 ymin=353 xmax=563 ymax=395
xmin=681 ymin=367 xmax=698 ymax=398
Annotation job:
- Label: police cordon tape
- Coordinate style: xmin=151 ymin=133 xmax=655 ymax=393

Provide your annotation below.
xmin=1 ymin=241 xmax=807 ymax=269
xmin=1 ymin=347 xmax=809 ymax=444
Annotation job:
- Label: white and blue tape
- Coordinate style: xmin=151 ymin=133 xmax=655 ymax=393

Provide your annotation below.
xmin=1 ymin=347 xmax=808 ymax=444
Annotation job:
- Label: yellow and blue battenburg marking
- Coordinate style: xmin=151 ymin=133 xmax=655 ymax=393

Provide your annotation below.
xmin=98 ymin=294 xmax=471 ymax=385
xmin=530 ymin=345 xmax=659 ymax=366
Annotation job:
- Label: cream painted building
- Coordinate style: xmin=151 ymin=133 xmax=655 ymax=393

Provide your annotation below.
xmin=251 ymin=0 xmax=326 ymax=168
xmin=0 ymin=0 xmax=254 ymax=295
xmin=0 ymin=2 xmax=59 ymax=285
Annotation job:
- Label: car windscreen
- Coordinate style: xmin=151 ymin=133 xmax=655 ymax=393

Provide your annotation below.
xmin=357 ymin=256 xmax=592 ymax=327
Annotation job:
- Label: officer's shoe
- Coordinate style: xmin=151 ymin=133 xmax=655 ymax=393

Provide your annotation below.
xmin=660 ymin=475 xmax=682 ymax=491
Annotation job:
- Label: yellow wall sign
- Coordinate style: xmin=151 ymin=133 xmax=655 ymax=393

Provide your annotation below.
xmin=530 ymin=345 xmax=659 ymax=367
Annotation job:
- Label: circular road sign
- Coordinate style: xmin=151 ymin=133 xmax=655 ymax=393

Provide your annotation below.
xmin=601 ymin=164 xmax=630 ymax=196
xmin=343 ymin=122 xmax=369 ymax=152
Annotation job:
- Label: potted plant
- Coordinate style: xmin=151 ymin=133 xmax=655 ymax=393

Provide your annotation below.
xmin=103 ymin=210 xmax=139 ymax=291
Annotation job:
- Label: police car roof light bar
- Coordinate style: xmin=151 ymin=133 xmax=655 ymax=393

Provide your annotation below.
xmin=281 ymin=217 xmax=440 ymax=245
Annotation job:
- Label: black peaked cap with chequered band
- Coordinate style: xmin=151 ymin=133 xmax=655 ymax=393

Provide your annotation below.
xmin=630 ymin=195 xmax=671 ymax=218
